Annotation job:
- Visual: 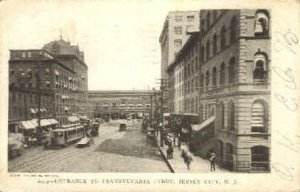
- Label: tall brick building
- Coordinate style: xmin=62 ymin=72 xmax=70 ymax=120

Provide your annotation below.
xmin=9 ymin=39 xmax=89 ymax=130
xmin=166 ymin=9 xmax=271 ymax=172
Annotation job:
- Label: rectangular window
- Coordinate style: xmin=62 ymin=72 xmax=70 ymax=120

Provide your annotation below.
xmin=186 ymin=25 xmax=194 ymax=32
xmin=175 ymin=15 xmax=182 ymax=22
xmin=187 ymin=15 xmax=194 ymax=22
xmin=174 ymin=39 xmax=182 ymax=47
xmin=174 ymin=26 xmax=182 ymax=34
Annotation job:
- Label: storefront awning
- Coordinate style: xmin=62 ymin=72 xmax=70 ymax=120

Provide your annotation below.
xmin=48 ymin=118 xmax=58 ymax=124
xmin=67 ymin=116 xmax=79 ymax=122
xmin=191 ymin=116 xmax=215 ymax=132
xmin=30 ymin=108 xmax=36 ymax=113
xmin=21 ymin=120 xmax=36 ymax=130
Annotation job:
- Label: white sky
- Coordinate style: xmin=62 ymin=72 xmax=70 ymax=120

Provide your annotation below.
xmin=0 ymin=0 xmax=204 ymax=90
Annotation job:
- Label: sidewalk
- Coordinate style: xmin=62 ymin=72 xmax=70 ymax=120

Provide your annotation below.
xmin=156 ymin=133 xmax=227 ymax=173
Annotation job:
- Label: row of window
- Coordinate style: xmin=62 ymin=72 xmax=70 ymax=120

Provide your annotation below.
xmin=179 ymin=53 xmax=269 ymax=96
xmin=174 ymin=15 xmax=195 ymax=22
xmin=201 ymin=16 xmax=237 ymax=63
xmin=201 ymin=10 xmax=269 ymax=36
xmin=218 ymin=100 xmax=268 ymax=133
xmin=201 ymin=10 xmax=224 ymax=33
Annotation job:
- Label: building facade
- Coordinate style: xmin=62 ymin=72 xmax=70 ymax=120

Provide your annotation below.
xmin=159 ymin=11 xmax=200 ymax=79
xmin=9 ymin=39 xmax=89 ymax=130
xmin=166 ymin=9 xmax=271 ymax=172
xmin=42 ymin=39 xmax=89 ymax=125
xmin=88 ymin=90 xmax=155 ymax=119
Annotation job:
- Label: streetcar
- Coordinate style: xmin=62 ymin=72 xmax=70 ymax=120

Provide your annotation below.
xmin=48 ymin=124 xmax=85 ymax=148
xmin=90 ymin=122 xmax=100 ymax=136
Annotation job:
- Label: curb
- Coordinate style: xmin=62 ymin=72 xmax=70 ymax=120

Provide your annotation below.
xmin=156 ymin=141 xmax=175 ymax=173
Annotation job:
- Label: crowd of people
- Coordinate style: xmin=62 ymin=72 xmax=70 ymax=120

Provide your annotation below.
xmin=142 ymin=117 xmax=219 ymax=171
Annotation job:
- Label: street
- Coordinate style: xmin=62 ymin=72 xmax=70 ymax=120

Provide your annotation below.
xmin=8 ymin=121 xmax=170 ymax=172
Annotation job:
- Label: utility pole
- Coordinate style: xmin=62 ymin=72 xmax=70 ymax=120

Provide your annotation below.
xmin=156 ymin=78 xmax=168 ymax=147
xmin=36 ymin=61 xmax=42 ymax=143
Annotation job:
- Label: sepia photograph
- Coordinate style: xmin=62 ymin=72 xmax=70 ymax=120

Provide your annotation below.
xmin=0 ymin=0 xmax=299 ymax=191
xmin=7 ymin=8 xmax=271 ymax=174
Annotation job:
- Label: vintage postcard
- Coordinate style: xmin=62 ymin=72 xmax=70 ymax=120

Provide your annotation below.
xmin=0 ymin=0 xmax=299 ymax=191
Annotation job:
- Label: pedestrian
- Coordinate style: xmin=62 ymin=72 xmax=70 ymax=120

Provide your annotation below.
xmin=166 ymin=143 xmax=173 ymax=159
xmin=209 ymin=151 xmax=216 ymax=171
xmin=181 ymin=148 xmax=193 ymax=170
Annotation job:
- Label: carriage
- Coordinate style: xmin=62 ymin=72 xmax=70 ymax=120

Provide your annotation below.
xmin=47 ymin=124 xmax=85 ymax=148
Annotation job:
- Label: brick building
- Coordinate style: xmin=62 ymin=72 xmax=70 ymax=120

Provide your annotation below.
xmin=88 ymin=90 xmax=154 ymax=119
xmin=166 ymin=9 xmax=271 ymax=172
xmin=167 ymin=32 xmax=201 ymax=114
xmin=9 ymin=39 xmax=89 ymax=130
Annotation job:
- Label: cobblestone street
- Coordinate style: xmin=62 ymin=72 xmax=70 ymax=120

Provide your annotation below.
xmin=8 ymin=121 xmax=170 ymax=172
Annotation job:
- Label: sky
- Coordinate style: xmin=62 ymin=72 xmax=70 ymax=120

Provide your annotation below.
xmin=0 ymin=0 xmax=204 ymax=90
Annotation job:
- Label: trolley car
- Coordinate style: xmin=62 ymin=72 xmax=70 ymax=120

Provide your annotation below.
xmin=49 ymin=124 xmax=85 ymax=147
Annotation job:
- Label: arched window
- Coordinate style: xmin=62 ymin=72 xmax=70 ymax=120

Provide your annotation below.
xmin=254 ymin=10 xmax=269 ymax=36
xmin=206 ymin=40 xmax=210 ymax=60
xmin=228 ymin=57 xmax=235 ymax=84
xmin=213 ymin=34 xmax=217 ymax=54
xmin=230 ymin=16 xmax=237 ymax=43
xmin=220 ymin=62 xmax=225 ymax=85
xmin=212 ymin=67 xmax=217 ymax=86
xmin=191 ymin=98 xmax=194 ymax=113
xmin=206 ymin=70 xmax=210 ymax=87
xmin=200 ymin=74 xmax=204 ymax=90
xmin=251 ymin=146 xmax=269 ymax=171
xmin=218 ymin=140 xmax=224 ymax=159
xmin=253 ymin=53 xmax=268 ymax=83
xmin=201 ymin=45 xmax=205 ymax=62
xmin=220 ymin=26 xmax=226 ymax=49
xmin=225 ymin=143 xmax=234 ymax=170
xmin=199 ymin=104 xmax=203 ymax=121
xmin=228 ymin=101 xmax=235 ymax=131
xmin=251 ymin=101 xmax=268 ymax=133
xmin=207 ymin=11 xmax=211 ymax=29
xmin=201 ymin=20 xmax=205 ymax=33
xmin=219 ymin=102 xmax=225 ymax=129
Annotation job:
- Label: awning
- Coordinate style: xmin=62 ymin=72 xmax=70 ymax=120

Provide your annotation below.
xmin=30 ymin=108 xmax=36 ymax=113
xmin=21 ymin=120 xmax=36 ymax=130
xmin=41 ymin=119 xmax=52 ymax=126
xmin=163 ymin=113 xmax=171 ymax=117
xmin=48 ymin=118 xmax=58 ymax=124
xmin=55 ymin=70 xmax=60 ymax=76
xmin=67 ymin=116 xmax=79 ymax=122
xmin=32 ymin=119 xmax=52 ymax=127
xmin=183 ymin=113 xmax=199 ymax=117
xmin=191 ymin=116 xmax=215 ymax=131
xmin=35 ymin=108 xmax=44 ymax=112
xmin=64 ymin=107 xmax=69 ymax=111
